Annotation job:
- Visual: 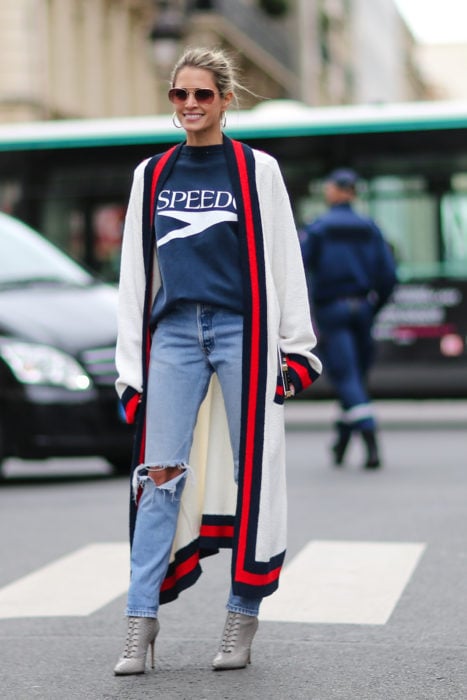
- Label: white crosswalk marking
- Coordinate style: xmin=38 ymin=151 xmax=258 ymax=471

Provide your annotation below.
xmin=0 ymin=540 xmax=426 ymax=622
xmin=260 ymin=540 xmax=426 ymax=625
xmin=0 ymin=543 xmax=129 ymax=619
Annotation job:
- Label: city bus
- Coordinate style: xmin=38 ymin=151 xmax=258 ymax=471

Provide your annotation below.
xmin=0 ymin=99 xmax=466 ymax=398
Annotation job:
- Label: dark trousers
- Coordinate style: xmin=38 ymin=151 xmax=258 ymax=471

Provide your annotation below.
xmin=315 ymin=297 xmax=376 ymax=431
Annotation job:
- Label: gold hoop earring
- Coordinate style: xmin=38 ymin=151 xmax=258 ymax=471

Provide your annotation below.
xmin=172 ymin=112 xmax=182 ymax=129
xmin=221 ymin=112 xmax=227 ymax=128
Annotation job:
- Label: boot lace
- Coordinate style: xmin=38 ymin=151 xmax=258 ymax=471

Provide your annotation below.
xmin=123 ymin=617 xmax=140 ymax=658
xmin=220 ymin=613 xmax=241 ymax=653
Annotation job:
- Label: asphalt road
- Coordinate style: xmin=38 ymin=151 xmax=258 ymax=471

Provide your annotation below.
xmin=1 ymin=405 xmax=466 ymax=700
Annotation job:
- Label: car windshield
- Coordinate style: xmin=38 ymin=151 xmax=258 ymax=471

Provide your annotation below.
xmin=0 ymin=212 xmax=93 ymax=286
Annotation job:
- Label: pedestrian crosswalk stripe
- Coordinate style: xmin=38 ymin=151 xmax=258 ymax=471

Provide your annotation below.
xmin=0 ymin=543 xmax=129 ymax=619
xmin=260 ymin=540 xmax=426 ymax=625
xmin=0 ymin=540 xmax=425 ymax=622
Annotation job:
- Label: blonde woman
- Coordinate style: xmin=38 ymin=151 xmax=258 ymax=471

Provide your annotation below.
xmin=114 ymin=46 xmax=321 ymax=675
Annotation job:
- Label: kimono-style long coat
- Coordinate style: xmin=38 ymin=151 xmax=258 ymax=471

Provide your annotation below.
xmin=115 ymin=135 xmax=322 ymax=603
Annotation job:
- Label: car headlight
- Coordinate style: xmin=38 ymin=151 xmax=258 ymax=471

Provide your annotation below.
xmin=0 ymin=341 xmax=92 ymax=391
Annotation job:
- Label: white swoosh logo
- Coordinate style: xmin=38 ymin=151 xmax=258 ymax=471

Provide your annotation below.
xmin=157 ymin=210 xmax=238 ymax=248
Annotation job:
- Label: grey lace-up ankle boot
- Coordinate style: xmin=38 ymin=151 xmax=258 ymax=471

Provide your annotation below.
xmin=212 ymin=611 xmax=259 ymax=670
xmin=114 ymin=616 xmax=160 ymax=675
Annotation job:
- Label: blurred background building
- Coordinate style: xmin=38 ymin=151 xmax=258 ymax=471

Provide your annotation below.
xmin=416 ymin=43 xmax=467 ymax=100
xmin=0 ymin=0 xmax=430 ymax=124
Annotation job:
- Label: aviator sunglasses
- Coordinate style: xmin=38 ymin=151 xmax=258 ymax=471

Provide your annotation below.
xmin=168 ymin=87 xmax=217 ymax=105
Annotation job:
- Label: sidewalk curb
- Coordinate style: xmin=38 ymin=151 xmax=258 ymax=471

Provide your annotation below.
xmin=285 ymin=400 xmax=467 ymax=431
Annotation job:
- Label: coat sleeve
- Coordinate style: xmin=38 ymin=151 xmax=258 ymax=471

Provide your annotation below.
xmin=115 ymin=160 xmax=148 ymax=421
xmin=256 ymin=154 xmax=322 ymax=392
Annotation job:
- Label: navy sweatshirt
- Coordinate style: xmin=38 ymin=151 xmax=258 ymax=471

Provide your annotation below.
xmin=150 ymin=144 xmax=242 ymax=325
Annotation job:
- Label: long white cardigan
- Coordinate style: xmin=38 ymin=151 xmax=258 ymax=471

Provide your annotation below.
xmin=115 ymin=138 xmax=322 ymax=602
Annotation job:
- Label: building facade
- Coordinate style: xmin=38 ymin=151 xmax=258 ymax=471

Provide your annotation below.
xmin=295 ymin=0 xmax=426 ymax=106
xmin=0 ymin=0 xmax=428 ymax=124
xmin=0 ymin=0 xmax=158 ymax=122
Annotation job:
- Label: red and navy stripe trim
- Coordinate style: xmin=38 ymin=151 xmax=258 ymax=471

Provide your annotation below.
xmin=159 ymin=539 xmax=202 ymax=604
xmin=200 ymin=514 xmax=235 ymax=548
xmin=286 ymin=352 xmax=320 ymax=393
xmin=121 ymin=386 xmax=141 ymax=424
xmin=159 ymin=515 xmax=235 ymax=604
xmin=129 ymin=145 xmax=180 ymax=542
xmin=141 ymin=147 xmax=179 ymax=390
xmin=226 ymin=139 xmax=285 ymax=596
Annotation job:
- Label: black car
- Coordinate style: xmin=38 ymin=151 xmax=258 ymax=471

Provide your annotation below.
xmin=0 ymin=211 xmax=133 ymax=476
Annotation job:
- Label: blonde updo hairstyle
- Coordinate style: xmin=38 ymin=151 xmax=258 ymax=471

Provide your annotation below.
xmin=170 ymin=47 xmax=241 ymax=107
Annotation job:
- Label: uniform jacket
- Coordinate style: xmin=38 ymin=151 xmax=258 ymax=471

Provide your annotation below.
xmin=302 ymin=203 xmax=397 ymax=310
xmin=115 ymin=136 xmax=322 ymax=603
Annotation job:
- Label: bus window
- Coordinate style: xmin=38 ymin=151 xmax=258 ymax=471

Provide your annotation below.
xmin=41 ymin=198 xmax=125 ymax=281
xmin=0 ymin=181 xmax=22 ymax=215
xmin=298 ymin=175 xmax=440 ymax=282
xmin=296 ymin=179 xmax=328 ymax=225
xmin=92 ymin=204 xmax=125 ymax=281
xmin=366 ymin=176 xmax=437 ymax=281
xmin=441 ymin=176 xmax=467 ymax=275
xmin=41 ymin=197 xmax=82 ymax=256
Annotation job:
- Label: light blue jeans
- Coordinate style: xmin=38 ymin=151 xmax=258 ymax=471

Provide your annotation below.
xmin=126 ymin=303 xmax=261 ymax=619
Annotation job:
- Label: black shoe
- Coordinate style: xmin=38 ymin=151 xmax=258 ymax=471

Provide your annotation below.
xmin=331 ymin=423 xmax=351 ymax=466
xmin=361 ymin=429 xmax=381 ymax=469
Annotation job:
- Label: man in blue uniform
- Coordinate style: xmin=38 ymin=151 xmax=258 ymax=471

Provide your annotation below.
xmin=301 ymin=168 xmax=397 ymax=468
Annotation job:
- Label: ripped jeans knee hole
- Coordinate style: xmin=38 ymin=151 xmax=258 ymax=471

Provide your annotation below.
xmin=147 ymin=465 xmax=185 ymax=487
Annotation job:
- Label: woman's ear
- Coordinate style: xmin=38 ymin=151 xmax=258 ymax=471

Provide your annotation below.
xmin=222 ymin=91 xmax=234 ymax=110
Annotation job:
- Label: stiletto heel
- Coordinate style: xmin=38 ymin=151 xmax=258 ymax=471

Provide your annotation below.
xmin=114 ymin=616 xmax=160 ymax=675
xmin=212 ymin=612 xmax=258 ymax=670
